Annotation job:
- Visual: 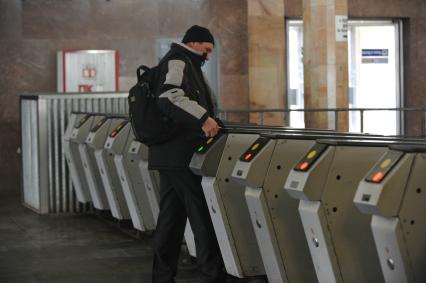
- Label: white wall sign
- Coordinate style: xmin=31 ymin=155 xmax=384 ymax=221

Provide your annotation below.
xmin=57 ymin=50 xmax=119 ymax=93
xmin=336 ymin=16 xmax=348 ymax=42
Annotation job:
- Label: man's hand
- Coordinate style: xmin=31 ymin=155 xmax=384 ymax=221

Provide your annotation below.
xmin=202 ymin=117 xmax=220 ymax=138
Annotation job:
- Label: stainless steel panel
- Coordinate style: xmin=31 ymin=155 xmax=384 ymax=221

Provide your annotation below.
xmin=372 ymin=216 xmax=409 ymax=283
xmin=22 ymin=99 xmax=41 ymax=211
xmin=37 ymin=98 xmax=50 ymax=214
xmin=299 ymin=200 xmax=340 ymax=283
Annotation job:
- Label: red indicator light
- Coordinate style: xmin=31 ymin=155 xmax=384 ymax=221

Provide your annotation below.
xmin=372 ymin=172 xmax=385 ymax=183
xmin=299 ymin=162 xmax=309 ymax=171
xmin=111 ymin=131 xmax=117 ymax=137
xmin=244 ymin=153 xmax=252 ymax=160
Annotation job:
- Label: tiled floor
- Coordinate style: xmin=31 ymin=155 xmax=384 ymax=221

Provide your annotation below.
xmin=0 ymin=197 xmax=203 ymax=283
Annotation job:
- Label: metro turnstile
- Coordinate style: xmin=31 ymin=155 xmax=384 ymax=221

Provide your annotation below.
xmin=119 ymin=132 xmax=196 ymax=257
xmin=63 ymin=113 xmax=94 ymax=203
xmin=95 ymin=118 xmax=131 ymax=220
xmin=81 ymin=115 xmax=110 ymax=210
xmin=190 ymin=132 xmax=265 ymax=278
xmin=231 ymin=135 xmax=319 ymax=283
xmin=354 ymin=144 xmax=426 ymax=283
xmin=189 ymin=128 xmax=388 ymax=279
xmin=284 ymin=140 xmax=397 ymax=283
xmin=126 ymin=140 xmax=161 ymax=222
xmin=116 ymin=131 xmax=158 ymax=231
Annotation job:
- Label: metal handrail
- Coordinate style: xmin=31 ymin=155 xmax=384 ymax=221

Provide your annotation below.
xmin=217 ymin=107 xmax=426 ymax=135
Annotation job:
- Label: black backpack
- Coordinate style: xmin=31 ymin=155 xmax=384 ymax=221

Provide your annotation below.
xmin=128 ymin=55 xmax=175 ymax=146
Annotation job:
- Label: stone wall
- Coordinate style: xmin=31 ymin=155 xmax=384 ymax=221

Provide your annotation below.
xmin=0 ymin=0 xmax=424 ymax=195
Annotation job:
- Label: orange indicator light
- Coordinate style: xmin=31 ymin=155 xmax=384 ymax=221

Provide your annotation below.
xmin=372 ymin=171 xmax=385 ymax=183
xmin=207 ymin=138 xmax=214 ymax=144
xmin=244 ymin=153 xmax=252 ymax=160
xmin=299 ymin=162 xmax=309 ymax=171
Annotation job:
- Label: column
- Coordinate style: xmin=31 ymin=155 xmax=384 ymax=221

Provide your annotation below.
xmin=248 ymin=0 xmax=286 ymax=126
xmin=303 ymin=0 xmax=349 ymax=131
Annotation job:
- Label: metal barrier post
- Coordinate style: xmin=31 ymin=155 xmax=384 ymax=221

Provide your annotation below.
xmin=284 ymin=111 xmax=288 ymax=126
xmin=334 ymin=110 xmax=339 ymax=131
xmin=216 ymin=107 xmax=426 ymax=136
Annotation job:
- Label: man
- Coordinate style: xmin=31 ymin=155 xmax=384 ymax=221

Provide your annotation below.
xmin=149 ymin=25 xmax=224 ymax=283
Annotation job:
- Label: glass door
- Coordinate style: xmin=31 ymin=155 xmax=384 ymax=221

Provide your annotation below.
xmin=348 ymin=20 xmax=402 ymax=135
xmin=286 ymin=19 xmax=402 ymax=134
xmin=287 ymin=20 xmax=305 ymax=128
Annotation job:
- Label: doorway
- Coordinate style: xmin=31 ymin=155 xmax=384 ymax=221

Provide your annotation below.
xmin=286 ymin=20 xmax=403 ymax=134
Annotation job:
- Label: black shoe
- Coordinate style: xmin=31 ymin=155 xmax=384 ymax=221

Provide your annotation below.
xmin=179 ymin=255 xmax=198 ymax=270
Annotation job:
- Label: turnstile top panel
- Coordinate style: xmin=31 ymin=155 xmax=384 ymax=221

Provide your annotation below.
xmin=71 ymin=112 xmax=128 ymax=120
xmin=238 ymin=137 xmax=270 ymax=162
xmin=70 ymin=115 xmax=95 ymax=142
xmin=194 ymin=132 xmax=225 ymax=154
xmin=74 ymin=114 xmax=91 ymax=129
xmin=221 ymin=123 xmax=333 ymax=134
xmin=90 ymin=116 xmax=108 ymax=133
xmin=294 ymin=142 xmax=329 ymax=172
xmin=317 ymin=138 xmax=424 ymax=147
xmin=109 ymin=120 xmax=128 ymax=138
xmin=86 ymin=118 xmax=112 ymax=148
xmin=104 ymin=119 xmax=131 ymax=153
xmin=364 ymin=150 xmax=405 ymax=184
xmin=389 ymin=143 xmax=426 ymax=152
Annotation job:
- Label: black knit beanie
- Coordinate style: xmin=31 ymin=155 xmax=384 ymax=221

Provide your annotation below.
xmin=182 ymin=25 xmax=215 ymax=45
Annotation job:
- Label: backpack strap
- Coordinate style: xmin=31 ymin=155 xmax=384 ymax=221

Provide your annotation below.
xmin=178 ymin=53 xmax=206 ymax=94
xmin=155 ymin=50 xmax=206 ymax=100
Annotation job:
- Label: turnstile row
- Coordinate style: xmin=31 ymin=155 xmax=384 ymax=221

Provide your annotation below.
xmin=62 ymin=114 xmax=339 ymax=260
xmin=189 ymin=132 xmax=425 ymax=283
xmin=64 ymin=114 xmax=424 ymax=283
xmin=63 ymin=113 xmax=197 ymax=257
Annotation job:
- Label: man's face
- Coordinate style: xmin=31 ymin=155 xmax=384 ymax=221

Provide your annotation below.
xmin=190 ymin=42 xmax=214 ymax=60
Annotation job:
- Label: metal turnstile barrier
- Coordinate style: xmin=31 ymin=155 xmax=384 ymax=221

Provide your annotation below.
xmin=63 ymin=113 xmax=94 ymax=203
xmin=229 ymin=131 xmax=406 ymax=282
xmin=82 ymin=115 xmax=111 ymax=210
xmin=117 ymin=133 xmax=157 ymax=231
xmin=95 ymin=118 xmax=131 ymax=220
xmin=124 ymin=138 xmax=197 ymax=256
xmin=284 ymin=139 xmax=402 ymax=283
xmin=190 ymin=132 xmax=266 ymax=278
xmin=190 ymin=127 xmax=389 ymax=279
xmin=231 ymin=135 xmax=319 ymax=283
xmin=354 ymin=144 xmax=426 ymax=283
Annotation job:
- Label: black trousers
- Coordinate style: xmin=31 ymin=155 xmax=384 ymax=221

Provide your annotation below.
xmin=152 ymin=169 xmax=224 ymax=283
